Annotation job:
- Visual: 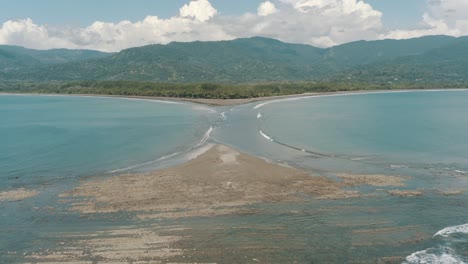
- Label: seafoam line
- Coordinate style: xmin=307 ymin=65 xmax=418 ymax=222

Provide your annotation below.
xmin=253 ymin=89 xmax=468 ymax=110
xmin=193 ymin=126 xmax=214 ymax=148
xmin=259 ymin=130 xmax=274 ymax=141
xmin=108 ymin=152 xmax=180 ymax=173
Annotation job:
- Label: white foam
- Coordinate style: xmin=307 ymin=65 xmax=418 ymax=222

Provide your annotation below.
xmin=350 ymin=157 xmax=370 ymax=161
xmin=404 ymin=247 xmax=465 ymax=264
xmin=221 ymin=112 xmax=227 ymax=120
xmin=194 ymin=126 xmax=213 ymax=148
xmin=259 ymin=130 xmax=274 ymax=142
xmin=257 ymin=113 xmax=262 ymax=119
xmin=434 ymin=223 xmax=468 ymax=238
xmin=191 ymin=104 xmax=217 ymax=113
xmin=109 ymin=152 xmax=180 ymax=173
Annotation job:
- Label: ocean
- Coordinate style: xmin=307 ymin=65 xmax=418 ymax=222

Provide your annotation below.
xmin=2 ymin=91 xmax=468 ymax=263
xmin=213 ymin=90 xmax=468 ymax=263
xmin=0 ymin=95 xmax=214 ymax=261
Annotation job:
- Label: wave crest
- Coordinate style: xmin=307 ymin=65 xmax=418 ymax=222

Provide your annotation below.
xmin=259 ymin=130 xmax=274 ymax=141
xmin=434 ymin=223 xmax=468 ymax=238
xmin=405 ymin=247 xmax=465 ymax=264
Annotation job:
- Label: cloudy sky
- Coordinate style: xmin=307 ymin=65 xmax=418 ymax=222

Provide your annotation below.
xmin=0 ymin=0 xmax=465 ymax=52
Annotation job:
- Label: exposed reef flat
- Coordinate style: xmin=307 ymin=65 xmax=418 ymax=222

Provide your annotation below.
xmin=0 ymin=188 xmax=38 ymax=202
xmin=24 ymin=145 xmax=424 ymax=263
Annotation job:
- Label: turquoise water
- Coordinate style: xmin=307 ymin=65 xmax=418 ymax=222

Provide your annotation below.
xmin=212 ymin=90 xmax=468 ymax=262
xmin=0 ymin=95 xmax=214 ymax=260
xmin=2 ymin=91 xmax=468 ymax=262
xmin=252 ymin=90 xmax=468 ymax=262
xmin=258 ymin=91 xmax=468 ymax=169
xmin=0 ymin=95 xmax=212 ymax=191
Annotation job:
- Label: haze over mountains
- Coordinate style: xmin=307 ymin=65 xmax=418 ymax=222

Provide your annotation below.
xmin=1 ymin=35 xmax=468 ymax=84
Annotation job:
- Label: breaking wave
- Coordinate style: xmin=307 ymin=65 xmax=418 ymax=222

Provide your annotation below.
xmin=434 ymin=223 xmax=468 ymax=238
xmin=405 ymin=247 xmax=466 ymax=264
xmin=404 ymin=224 xmax=468 ymax=264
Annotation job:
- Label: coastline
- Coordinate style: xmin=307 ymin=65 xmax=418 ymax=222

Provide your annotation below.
xmin=3 ymin=89 xmax=468 ymax=263
xmin=2 ymin=88 xmax=468 ymax=107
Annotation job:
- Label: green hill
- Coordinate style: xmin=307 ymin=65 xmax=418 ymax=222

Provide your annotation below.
xmin=0 ymin=45 xmax=111 ymax=74
xmin=338 ymin=39 xmax=468 ymax=84
xmin=2 ymin=35 xmax=468 ymax=84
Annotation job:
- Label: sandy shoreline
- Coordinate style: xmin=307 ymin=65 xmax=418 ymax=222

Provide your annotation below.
xmin=0 ymin=91 xmax=327 ymax=106
xmin=3 ymin=88 xmax=468 ymax=106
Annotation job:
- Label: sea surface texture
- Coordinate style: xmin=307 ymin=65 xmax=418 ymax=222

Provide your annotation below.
xmin=2 ymin=91 xmax=468 ymax=263
xmin=214 ymin=90 xmax=468 ymax=263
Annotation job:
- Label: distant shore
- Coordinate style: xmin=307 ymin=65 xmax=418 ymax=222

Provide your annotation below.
xmin=0 ymin=91 xmax=328 ymax=106
xmin=2 ymin=88 xmax=468 ymax=106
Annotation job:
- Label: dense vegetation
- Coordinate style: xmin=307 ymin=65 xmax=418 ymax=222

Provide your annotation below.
xmin=1 ymin=80 xmax=464 ymax=99
xmin=3 ymin=35 xmax=468 ymax=84
xmin=2 ymin=35 xmax=468 ymax=98
xmin=0 ymin=45 xmax=110 ymax=74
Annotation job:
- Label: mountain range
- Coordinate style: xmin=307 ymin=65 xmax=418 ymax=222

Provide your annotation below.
xmin=2 ymin=35 xmax=468 ymax=84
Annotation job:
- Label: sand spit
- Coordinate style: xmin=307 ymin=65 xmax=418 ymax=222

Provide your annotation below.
xmin=62 ymin=144 xmax=345 ymax=217
xmin=0 ymin=188 xmax=39 ymax=202
xmin=61 ymin=145 xmax=413 ymax=217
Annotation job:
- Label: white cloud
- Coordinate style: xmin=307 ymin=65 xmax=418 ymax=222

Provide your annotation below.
xmin=2 ymin=0 xmax=465 ymax=52
xmin=0 ymin=13 xmax=233 ymax=52
xmin=383 ymin=14 xmax=459 ymax=40
xmin=382 ymin=0 xmax=468 ymax=39
xmin=179 ymin=0 xmax=217 ymax=22
xmin=258 ymin=1 xmax=279 ymax=16
xmin=229 ymin=0 xmax=383 ymax=47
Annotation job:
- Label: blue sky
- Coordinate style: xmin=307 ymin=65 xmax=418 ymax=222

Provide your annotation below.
xmin=367 ymin=0 xmax=426 ymax=28
xmin=0 ymin=0 xmax=464 ymax=51
xmin=0 ymin=0 xmax=424 ymax=28
xmin=0 ymin=0 xmax=263 ymax=25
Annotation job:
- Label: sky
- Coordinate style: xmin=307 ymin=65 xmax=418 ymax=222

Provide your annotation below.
xmin=0 ymin=0 xmax=465 ymax=52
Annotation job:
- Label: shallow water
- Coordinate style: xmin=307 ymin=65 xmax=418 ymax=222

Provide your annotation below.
xmin=2 ymin=91 xmax=468 ymax=263
xmin=0 ymin=95 xmax=214 ymax=260
xmin=212 ymin=90 xmax=468 ymax=262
